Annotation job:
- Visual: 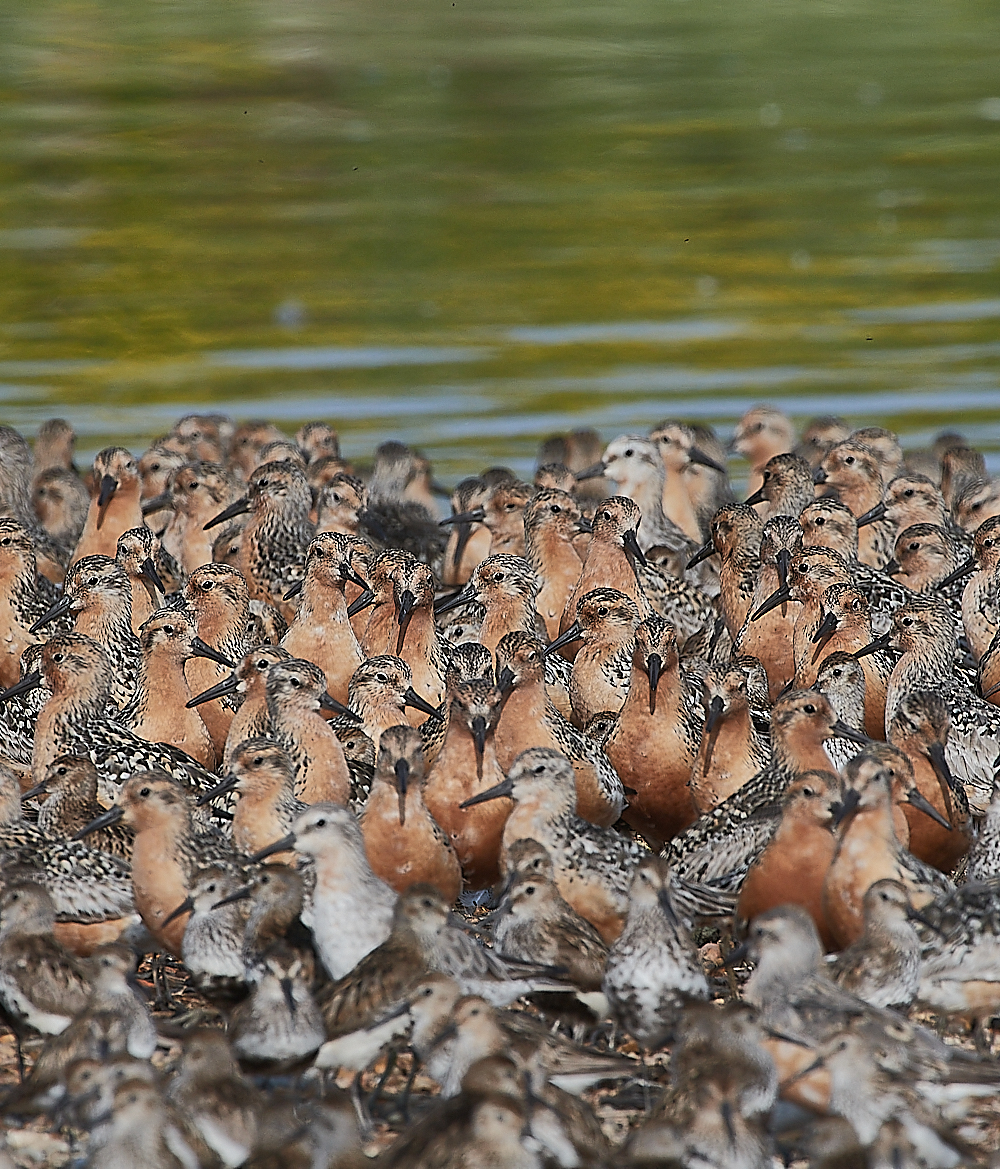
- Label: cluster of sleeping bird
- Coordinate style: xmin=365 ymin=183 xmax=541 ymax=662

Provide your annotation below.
xmin=1 ymin=406 xmax=1000 ymax=1167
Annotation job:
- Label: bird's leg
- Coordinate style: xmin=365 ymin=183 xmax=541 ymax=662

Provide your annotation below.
xmin=350 ymin=1070 xmax=373 ymax=1140
xmin=398 ymin=1053 xmax=420 ymax=1125
xmin=367 ymin=1048 xmax=397 ymax=1114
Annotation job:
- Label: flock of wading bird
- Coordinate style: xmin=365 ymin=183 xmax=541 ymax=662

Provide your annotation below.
xmin=2 ymin=407 xmax=1000 ymax=1166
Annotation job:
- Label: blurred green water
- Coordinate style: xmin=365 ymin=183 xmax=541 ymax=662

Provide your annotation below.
xmin=0 ymin=0 xmax=998 ymax=478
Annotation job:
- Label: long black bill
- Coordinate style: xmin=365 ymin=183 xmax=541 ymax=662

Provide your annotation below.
xmin=743 ymin=485 xmax=766 ymax=507
xmin=252 ymin=834 xmax=297 ymax=862
xmin=29 ymin=594 xmax=72 ymax=634
xmin=74 ymin=805 xmax=124 ymax=840
xmin=812 ymin=466 xmax=828 ymax=484
xmin=775 ymin=548 xmax=792 ymax=589
xmin=574 ymin=463 xmax=606 ymax=482
xmin=20 ymin=780 xmax=48 ymax=802
xmin=204 ymin=496 xmax=250 ymax=531
xmin=186 ymin=673 xmax=239 ymax=708
xmin=811 ymin=610 xmax=839 ymax=646
xmin=190 ymin=637 xmax=235 ymax=669
xmin=686 ymin=541 xmax=716 ymax=569
xmin=853 ymin=631 xmax=892 ymax=660
xmin=750 ymin=583 xmax=791 ymax=622
xmin=936 ymin=557 xmax=975 ymax=591
xmin=689 ymin=447 xmax=727 ymax=474
xmin=403 ymin=686 xmax=443 ymax=720
xmin=830 ymin=720 xmax=874 ymax=745
xmin=544 ymin=623 xmax=583 ymax=656
xmin=396 ymin=589 xmax=416 ymax=655
xmin=470 ymin=715 xmax=487 ymax=782
xmin=856 ymin=501 xmax=886 ymax=528
xmin=140 ymin=558 xmax=166 ymax=596
xmin=831 ymin=787 xmax=861 ymax=828
xmin=212 ymin=885 xmax=253 ymax=910
xmin=496 ymin=665 xmax=516 ymax=694
xmin=347 ymin=588 xmax=376 ymax=618
xmin=459 ymin=776 xmax=514 ymax=809
xmin=439 ymin=507 xmax=485 ymax=527
xmin=395 ymin=758 xmax=409 ymax=825
xmin=433 ymin=588 xmax=470 ymax=615
xmin=704 ymin=694 xmax=725 ymax=736
xmin=926 ymin=740 xmax=963 ymax=795
xmin=622 ymin=528 xmax=647 ymax=567
xmin=883 ymin=558 xmax=901 ymax=577
xmin=162 ymin=896 xmax=194 ymax=927
xmin=96 ymin=474 xmax=117 ymax=529
xmin=0 ymin=670 xmax=43 ymax=703
xmin=904 ymin=787 xmax=952 ymax=831
xmin=196 ymin=774 xmax=238 ymax=806
xmin=141 ymin=491 xmax=172 ymax=516
xmin=646 ymin=652 xmax=662 ymax=715
xmin=283 ymin=580 xmax=303 ymax=600
xmin=319 ymin=691 xmax=363 ymax=722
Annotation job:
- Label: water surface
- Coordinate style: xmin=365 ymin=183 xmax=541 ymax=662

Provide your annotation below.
xmin=0 ymin=0 xmax=998 ymax=479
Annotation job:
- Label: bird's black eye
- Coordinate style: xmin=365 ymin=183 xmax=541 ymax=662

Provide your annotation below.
xmin=904 ymin=489 xmax=913 ymax=497
xmin=550 ymin=505 xmax=561 ymax=514
xmin=762 ymin=471 xmax=771 ymax=482
xmin=505 ymin=502 xmax=517 ymax=511
xmin=253 ymin=756 xmax=263 ymax=766
xmin=315 ymin=818 xmax=327 ymax=827
xmin=207 ymin=884 xmax=216 ymax=894
xmin=845 ymin=456 xmax=855 ymax=465
xmin=258 ymin=479 xmax=268 ymax=488
xmin=902 ymin=617 xmax=912 ymax=626
xmin=624 ymin=449 xmax=634 ymax=457
xmin=815 ymin=517 xmax=825 ymax=526
xmin=376 ymin=672 xmax=388 ymax=683
xmin=532 ymin=764 xmax=545 ymax=775
xmin=598 ymin=607 xmax=608 ymax=618
xmin=802 ymin=787 xmax=815 ymax=797
xmin=53 ymin=653 xmax=64 ymax=662
xmin=908 ymin=543 xmax=919 ymax=552
xmin=290 ymin=677 xmax=301 ymax=688
xmin=150 ymin=462 xmax=160 ymax=471
xmin=140 ymin=787 xmax=150 ymax=798
xmin=495 ymin=573 xmax=505 ymax=582
xmin=524 ymin=885 xmax=536 ymax=896
xmin=803 ymin=703 xmax=815 ymax=714
xmin=163 ymin=625 xmax=174 ymax=635
xmin=0 ymin=538 xmax=9 ymax=547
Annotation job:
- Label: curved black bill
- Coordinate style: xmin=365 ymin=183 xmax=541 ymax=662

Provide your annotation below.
xmin=403 ymin=686 xmax=442 ymax=720
xmin=347 ymin=589 xmax=376 ymax=618
xmin=439 ymin=507 xmax=485 ymax=527
xmin=830 ymin=720 xmax=874 ymax=745
xmin=319 ymin=691 xmax=363 ymax=722
xmin=574 ymin=463 xmax=606 ymax=482
xmin=0 ymin=670 xmax=43 ymax=703
xmin=460 ymin=776 xmax=514 ymax=809
xmin=252 ymin=833 xmax=297 ymax=862
xmin=622 ymin=528 xmax=647 ymax=567
xmin=853 ymin=632 xmax=892 ymax=660
xmin=186 ymin=673 xmax=239 ymax=708
xmin=646 ymin=652 xmax=662 ymax=715
xmin=856 ymin=501 xmax=886 ymax=528
xmin=904 ymin=787 xmax=952 ymax=831
xmin=936 ymin=557 xmax=975 ymax=591
xmin=190 ymin=637 xmax=235 ymax=669
xmin=544 ymin=623 xmax=582 ymax=656
xmin=96 ymin=474 xmax=118 ymax=528
xmin=74 ymin=804 xmax=124 ymax=840
xmin=196 ymin=773 xmax=238 ymax=806
xmin=162 ymin=897 xmax=194 ymax=927
xmin=141 ymin=492 xmax=172 ymax=516
xmin=140 ymin=558 xmax=166 ymax=595
xmin=750 ymin=583 xmax=792 ymax=622
xmin=204 ymin=496 xmax=250 ymax=531
xmin=689 ymin=447 xmax=726 ymax=474
xmin=686 ymin=541 xmax=715 ymax=570
xmin=29 ymin=594 xmax=72 ymax=634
